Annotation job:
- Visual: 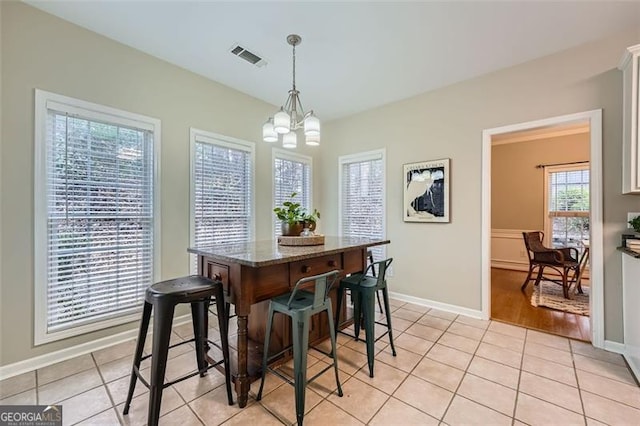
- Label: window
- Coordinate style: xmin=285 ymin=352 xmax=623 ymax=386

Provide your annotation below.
xmin=273 ymin=150 xmax=312 ymax=237
xmin=34 ymin=90 xmax=160 ymax=345
xmin=190 ymin=129 xmax=255 ymax=272
xmin=544 ymin=164 xmax=590 ymax=256
xmin=339 ymin=149 xmax=386 ymax=261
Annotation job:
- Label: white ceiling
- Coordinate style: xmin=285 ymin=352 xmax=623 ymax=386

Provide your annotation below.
xmin=25 ymin=1 xmax=640 ymax=121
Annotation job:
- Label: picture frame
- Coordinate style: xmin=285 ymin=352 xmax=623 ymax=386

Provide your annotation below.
xmin=403 ymin=158 xmax=450 ymax=223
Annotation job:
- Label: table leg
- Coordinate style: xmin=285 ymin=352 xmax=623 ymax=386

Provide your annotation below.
xmin=236 ymin=314 xmax=249 ymax=408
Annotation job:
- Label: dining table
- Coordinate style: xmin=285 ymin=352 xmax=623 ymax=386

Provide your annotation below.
xmin=188 ymin=236 xmax=390 ymax=407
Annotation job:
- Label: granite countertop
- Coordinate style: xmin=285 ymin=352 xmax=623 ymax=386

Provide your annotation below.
xmin=618 ymin=246 xmax=640 ymax=259
xmin=188 ymin=236 xmax=390 ymax=267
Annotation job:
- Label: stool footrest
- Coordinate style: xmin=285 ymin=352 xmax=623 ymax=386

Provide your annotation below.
xmin=265 ymin=361 xmax=337 ymax=389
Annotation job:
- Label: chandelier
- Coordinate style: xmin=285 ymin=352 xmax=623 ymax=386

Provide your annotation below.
xmin=262 ymin=34 xmax=320 ymax=148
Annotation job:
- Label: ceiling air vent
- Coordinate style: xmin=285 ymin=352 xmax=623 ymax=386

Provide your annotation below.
xmin=230 ymin=44 xmax=267 ymax=67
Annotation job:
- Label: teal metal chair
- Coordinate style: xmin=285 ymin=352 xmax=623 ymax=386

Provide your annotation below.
xmin=335 ymin=258 xmax=396 ymax=378
xmin=256 ymin=270 xmax=343 ymax=426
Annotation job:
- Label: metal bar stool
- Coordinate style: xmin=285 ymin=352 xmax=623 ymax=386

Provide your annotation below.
xmin=335 ymin=258 xmax=396 ymax=378
xmin=367 ymin=250 xmax=384 ymax=314
xmin=123 ymin=276 xmax=233 ymax=426
xmin=256 ymin=270 xmax=344 ymax=426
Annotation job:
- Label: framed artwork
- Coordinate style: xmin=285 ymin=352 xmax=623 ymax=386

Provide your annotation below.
xmin=403 ymin=158 xmax=450 ymax=223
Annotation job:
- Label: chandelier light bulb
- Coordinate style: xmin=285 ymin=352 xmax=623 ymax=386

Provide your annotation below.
xmin=273 ymin=108 xmax=291 ymax=134
xmin=304 ymin=113 xmax=320 ymax=136
xmin=282 ymin=131 xmax=297 ymax=149
xmin=262 ymin=119 xmax=278 ymax=142
xmin=305 ymin=133 xmax=320 ymax=146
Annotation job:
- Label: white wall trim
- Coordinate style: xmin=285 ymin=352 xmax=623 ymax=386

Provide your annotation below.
xmin=603 ymin=339 xmax=626 ymax=354
xmin=482 ymin=110 xmax=604 ymax=347
xmin=602 ymin=339 xmax=640 ymax=382
xmin=388 ymin=291 xmax=484 ymax=320
xmin=0 ymin=314 xmax=192 ymax=381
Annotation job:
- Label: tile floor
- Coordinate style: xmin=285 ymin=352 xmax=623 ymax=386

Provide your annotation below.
xmin=1 ymin=298 xmax=639 ymax=425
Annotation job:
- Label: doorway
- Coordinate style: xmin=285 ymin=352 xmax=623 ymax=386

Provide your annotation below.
xmin=481 ymin=110 xmax=604 ymax=347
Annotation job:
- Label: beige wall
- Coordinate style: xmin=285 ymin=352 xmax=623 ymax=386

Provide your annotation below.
xmin=320 ymin=27 xmax=640 ymax=343
xmin=0 ymin=2 xmax=322 ymax=365
xmin=492 ymin=133 xmax=590 ymax=230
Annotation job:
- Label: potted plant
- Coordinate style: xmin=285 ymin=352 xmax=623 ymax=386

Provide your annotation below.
xmin=301 ymin=209 xmax=321 ymax=232
xmin=273 ymin=193 xmax=321 ymax=236
xmin=629 ymin=215 xmax=640 ymax=233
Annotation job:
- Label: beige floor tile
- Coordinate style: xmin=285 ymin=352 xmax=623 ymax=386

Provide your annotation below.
xmin=457 ymin=374 xmax=516 ymax=416
xmin=581 ymin=389 xmax=640 ymax=424
xmin=343 ymin=336 xmax=387 ymax=356
xmin=446 ymin=322 xmax=485 ymax=340
xmin=526 ymin=329 xmax=570 ymax=351
xmin=159 ymin=405 xmax=203 ymax=426
xmin=438 ymin=332 xmax=480 ymax=354
xmin=521 ymin=354 xmax=578 ymax=387
xmin=403 ymin=303 xmax=431 ymax=314
xmin=425 ymin=309 xmax=457 ymax=321
xmin=524 ymin=341 xmax=574 ymax=367
xmin=259 ymin=381 xmax=322 ymax=425
xmin=143 ymin=332 xmax=192 ymax=359
xmin=328 ymin=376 xmax=389 ymax=423
xmin=417 ymin=314 xmax=453 ymax=330
xmin=38 ymin=354 xmax=96 ymax=386
xmin=60 ymin=386 xmax=113 ymax=426
xmin=519 ymin=371 xmax=583 ymax=414
xmin=467 ymin=356 xmax=519 ymax=389
xmin=222 ymin=404 xmax=283 ymax=426
xmin=574 ymin=354 xmax=637 ymax=385
xmin=106 ymin=374 xmax=149 ymax=406
xmin=354 ymin=360 xmax=408 ymax=394
xmin=0 ymin=388 xmax=37 ymax=405
xmin=392 ymin=309 xmax=424 ymax=322
xmin=393 ymin=332 xmax=434 ymax=355
xmin=388 ymin=298 xmax=405 ymax=308
xmin=335 ymin=346 xmax=369 ymax=375
xmin=172 ymin=322 xmax=196 ymax=340
xmin=189 ymin=386 xmax=248 ymax=426
xmin=426 ymin=344 xmax=472 ymax=371
xmin=475 ymin=342 xmax=522 ymax=368
xmin=250 ymin=370 xmax=286 ymax=399
xmin=412 ymin=357 xmax=464 ymax=392
xmin=393 ymin=375 xmax=454 ymax=419
xmin=443 ymin=395 xmax=512 ymax=426
xmin=482 ymin=331 xmax=525 ymax=353
xmin=404 ymin=323 xmax=444 ymax=342
xmin=375 ymin=346 xmax=422 ymax=373
xmin=93 ymin=339 xmax=138 ymax=365
xmin=120 ymin=387 xmax=184 ymax=426
xmin=515 ymin=393 xmax=585 ymax=426
xmin=163 ymin=351 xmax=201 ymax=381
xmin=98 ymin=356 xmax=136 ymax=384
xmin=585 ymin=417 xmax=608 ymax=426
xmin=570 ymin=340 xmax=627 ymax=366
xmin=39 ymin=368 xmax=103 ymax=404
xmin=0 ymin=371 xmax=35 ymax=399
xmin=454 ymin=316 xmax=490 ymax=330
xmin=488 ymin=321 xmax=527 ymax=339
xmin=172 ymin=369 xmax=227 ymax=403
xmin=304 ymin=399 xmax=364 ymax=425
xmin=389 ymin=316 xmax=414 ymax=333
xmin=576 ymin=369 xmax=640 ymax=409
xmin=304 ymin=360 xmax=343 ymax=398
xmin=76 ymin=407 xmax=121 ymax=426
xmin=369 ymin=397 xmax=439 ymax=425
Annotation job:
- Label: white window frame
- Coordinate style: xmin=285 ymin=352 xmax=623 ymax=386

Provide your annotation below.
xmin=34 ymin=89 xmax=161 ymax=345
xmin=543 ymin=163 xmax=590 ymax=259
xmin=272 ymin=148 xmax=313 ymax=237
xmin=338 ymin=149 xmax=387 ymax=258
xmin=189 ymin=128 xmax=256 ymax=273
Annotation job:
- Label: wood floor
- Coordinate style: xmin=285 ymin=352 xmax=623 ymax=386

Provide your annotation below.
xmin=491 ymin=267 xmax=591 ymax=341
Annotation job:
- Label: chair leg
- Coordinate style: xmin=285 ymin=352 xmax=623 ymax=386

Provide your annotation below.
xmin=191 ymin=301 xmax=208 ymax=377
xmin=213 ymin=288 xmax=233 ymax=406
xmin=521 ymin=265 xmax=534 ymax=291
xmin=123 ymin=301 xmax=152 ymax=415
xmin=381 ymin=287 xmax=397 ymax=357
xmin=533 ymin=266 xmax=544 ymax=287
xmin=256 ymin=304 xmax=275 ymax=401
xmin=292 ymin=314 xmax=310 ymax=426
xmin=352 ymin=290 xmax=362 ymax=341
xmin=147 ymin=302 xmax=175 ymax=426
xmin=376 ymin=289 xmax=384 ymax=314
xmin=325 ymin=304 xmax=343 ymax=397
xmin=562 ymin=268 xmax=570 ymax=299
xmin=361 ymin=290 xmax=376 ymax=378
xmin=335 ymin=286 xmax=344 ymax=335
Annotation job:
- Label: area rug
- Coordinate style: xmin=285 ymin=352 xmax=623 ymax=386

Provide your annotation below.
xmin=530 ymin=280 xmax=590 ymax=316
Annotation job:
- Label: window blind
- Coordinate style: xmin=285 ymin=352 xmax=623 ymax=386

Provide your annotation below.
xmin=547 ymin=167 xmax=590 ymax=252
xmin=45 ymin=110 xmax=155 ymax=332
xmin=273 ymin=154 xmax=311 ymax=237
xmin=192 ymin=137 xmax=253 ymax=270
xmin=340 ymin=153 xmax=385 ymax=261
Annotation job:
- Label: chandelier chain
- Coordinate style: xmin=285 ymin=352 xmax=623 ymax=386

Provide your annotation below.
xmin=292 ymin=43 xmax=296 ymax=91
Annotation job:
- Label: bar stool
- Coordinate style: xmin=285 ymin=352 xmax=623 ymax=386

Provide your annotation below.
xmin=123 ymin=276 xmax=233 ymax=426
xmin=335 ymin=258 xmax=396 ymax=378
xmin=256 ymin=270 xmax=343 ymax=426
xmin=367 ymin=250 xmax=384 ymax=314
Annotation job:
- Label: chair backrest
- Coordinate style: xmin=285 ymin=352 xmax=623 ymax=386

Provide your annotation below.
xmin=522 ymin=231 xmax=545 ymax=261
xmin=287 ymin=270 xmax=340 ymax=310
xmin=361 ymin=257 xmax=393 ymax=288
xmin=367 ymin=250 xmax=376 ymax=277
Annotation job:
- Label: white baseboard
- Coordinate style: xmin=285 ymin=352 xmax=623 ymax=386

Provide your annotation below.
xmin=603 ymin=340 xmax=639 ymax=382
xmin=388 ymin=291 xmax=484 ymax=320
xmin=0 ymin=314 xmax=192 ymax=381
xmin=603 ymin=339 xmax=625 ymax=353
xmin=491 ymin=260 xmax=529 ymax=272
